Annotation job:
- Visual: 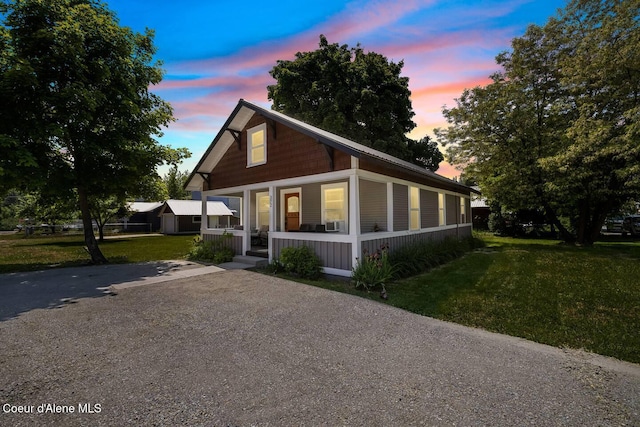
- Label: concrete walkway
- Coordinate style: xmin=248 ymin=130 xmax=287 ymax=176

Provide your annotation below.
xmin=1 ymin=267 xmax=639 ymax=426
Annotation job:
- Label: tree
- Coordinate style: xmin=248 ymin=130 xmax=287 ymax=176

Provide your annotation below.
xmin=88 ymin=195 xmax=129 ymax=242
xmin=17 ymin=190 xmax=77 ymax=234
xmin=163 ymin=166 xmax=191 ymax=200
xmin=437 ymin=0 xmax=640 ymax=245
xmin=268 ymin=35 xmax=443 ymax=170
xmin=0 ymin=0 xmax=189 ymax=262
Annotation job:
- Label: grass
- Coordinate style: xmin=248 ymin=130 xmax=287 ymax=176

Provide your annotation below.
xmin=266 ymin=233 xmax=640 ymax=364
xmin=0 ymin=233 xmax=195 ymax=273
xmin=3 ymin=231 xmax=638 ymax=363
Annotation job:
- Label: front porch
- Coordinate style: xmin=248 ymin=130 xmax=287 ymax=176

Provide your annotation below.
xmin=199 ymin=168 xmax=472 ymax=277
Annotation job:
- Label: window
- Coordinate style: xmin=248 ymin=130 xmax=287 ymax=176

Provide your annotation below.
xmin=256 ymin=192 xmax=270 ymax=228
xmin=321 ymin=182 xmax=348 ymax=232
xmin=247 ymin=123 xmax=266 ymax=167
xmin=410 ymin=186 xmax=420 ymax=230
xmin=460 ymin=197 xmax=466 ymax=224
xmin=192 ymin=216 xmax=201 ymax=223
xmin=438 ymin=193 xmax=445 ymax=226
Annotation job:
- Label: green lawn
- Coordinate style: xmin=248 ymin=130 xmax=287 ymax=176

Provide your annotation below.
xmin=3 ymin=231 xmax=638 ymax=364
xmin=274 ymin=234 xmax=640 ymax=364
xmin=0 ymin=233 xmax=194 ymax=273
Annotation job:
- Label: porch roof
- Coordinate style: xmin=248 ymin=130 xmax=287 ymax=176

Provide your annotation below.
xmin=158 ymin=200 xmax=234 ymax=217
xmin=186 ymin=99 xmax=476 ymax=195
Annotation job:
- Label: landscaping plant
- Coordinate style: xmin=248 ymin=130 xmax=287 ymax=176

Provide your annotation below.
xmin=187 ymin=232 xmax=234 ymax=264
xmin=352 ymin=243 xmax=394 ymax=298
xmin=278 ymin=245 xmax=322 ymax=280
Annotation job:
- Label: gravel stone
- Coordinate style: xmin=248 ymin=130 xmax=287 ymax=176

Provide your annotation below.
xmin=1 ymin=269 xmax=638 ymax=426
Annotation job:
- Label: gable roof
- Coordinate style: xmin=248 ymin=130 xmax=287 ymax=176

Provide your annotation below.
xmin=129 ymin=201 xmax=163 ymax=213
xmin=186 ymin=99 xmax=475 ymax=194
xmin=158 ymin=200 xmax=235 ymax=217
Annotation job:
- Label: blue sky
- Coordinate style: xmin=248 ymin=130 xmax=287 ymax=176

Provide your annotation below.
xmin=108 ymin=0 xmax=567 ymax=178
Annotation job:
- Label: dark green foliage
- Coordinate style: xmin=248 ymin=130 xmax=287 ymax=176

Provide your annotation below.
xmin=389 ymin=236 xmax=485 ymax=279
xmin=352 ymin=243 xmax=395 ymax=293
xmin=0 ymin=0 xmax=189 ymax=263
xmin=187 ymin=233 xmax=234 ymax=264
xmin=438 ymin=0 xmax=640 ymax=245
xmin=268 ymin=35 xmax=442 ymax=171
xmin=278 ymin=245 xmax=322 ymax=280
xmin=163 ymin=165 xmax=191 ymax=200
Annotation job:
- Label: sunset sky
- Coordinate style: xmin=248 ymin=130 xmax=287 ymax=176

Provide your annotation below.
xmin=108 ymin=0 xmax=567 ymax=179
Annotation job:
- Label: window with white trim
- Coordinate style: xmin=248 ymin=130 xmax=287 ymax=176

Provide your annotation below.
xmin=410 ymin=186 xmax=420 ymax=230
xmin=438 ymin=193 xmax=446 ymax=226
xmin=247 ymin=123 xmax=266 ymax=167
xmin=256 ymin=192 xmax=270 ymax=228
xmin=321 ymin=182 xmax=348 ymax=233
xmin=460 ymin=197 xmax=467 ymax=224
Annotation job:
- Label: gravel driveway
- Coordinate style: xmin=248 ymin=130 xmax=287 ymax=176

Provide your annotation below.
xmin=1 ymin=269 xmax=639 ymax=426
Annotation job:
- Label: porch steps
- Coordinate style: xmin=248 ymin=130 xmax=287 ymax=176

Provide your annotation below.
xmin=217 ymin=255 xmax=269 ymax=270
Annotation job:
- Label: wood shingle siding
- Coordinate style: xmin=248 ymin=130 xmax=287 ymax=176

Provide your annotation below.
xmin=359 ymin=179 xmax=387 ymax=233
xmin=208 ymin=117 xmax=351 ymax=190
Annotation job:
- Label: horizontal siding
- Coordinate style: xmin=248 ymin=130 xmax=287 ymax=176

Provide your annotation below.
xmin=393 ymin=183 xmax=408 ymax=231
xmin=360 ymin=179 xmax=387 ymax=233
xmin=421 ymin=189 xmax=439 ymax=228
xmin=446 ymin=194 xmax=458 ymax=225
xmin=178 ymin=216 xmax=200 ymax=232
xmin=301 ymin=183 xmax=322 ymax=225
xmin=272 ymin=238 xmax=352 ymax=270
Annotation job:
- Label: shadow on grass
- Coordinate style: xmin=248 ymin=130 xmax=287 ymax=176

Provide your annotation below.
xmin=386 ymin=251 xmax=497 ymax=317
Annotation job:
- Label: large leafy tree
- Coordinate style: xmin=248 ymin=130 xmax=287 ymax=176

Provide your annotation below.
xmin=268 ymin=35 xmax=443 ymax=171
xmin=0 ymin=0 xmax=188 ymax=262
xmin=437 ymin=0 xmax=640 ymax=244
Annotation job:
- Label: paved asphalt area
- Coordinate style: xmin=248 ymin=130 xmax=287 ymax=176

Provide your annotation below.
xmin=0 ymin=265 xmax=639 ymax=426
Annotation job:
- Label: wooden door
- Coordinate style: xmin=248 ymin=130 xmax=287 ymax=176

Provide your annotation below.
xmin=285 ymin=192 xmax=300 ymax=231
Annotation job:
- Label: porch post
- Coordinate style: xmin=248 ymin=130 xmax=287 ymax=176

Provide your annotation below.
xmin=349 ymin=173 xmax=360 ymax=271
xmin=268 ymin=185 xmax=276 ymax=262
xmin=387 ymin=182 xmax=394 ymax=232
xmin=242 ymin=189 xmax=250 ymax=255
xmin=201 ymin=195 xmax=207 ymax=233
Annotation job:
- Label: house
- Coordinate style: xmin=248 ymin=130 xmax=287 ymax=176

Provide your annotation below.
xmin=470 ymin=187 xmax=490 ymax=230
xmin=158 ymin=199 xmax=236 ymax=234
xmin=127 ymin=201 xmax=163 ymax=232
xmin=185 ymin=99 xmax=476 ymax=276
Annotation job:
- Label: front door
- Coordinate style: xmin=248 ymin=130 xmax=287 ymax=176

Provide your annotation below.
xmin=285 ymin=192 xmax=300 ymax=231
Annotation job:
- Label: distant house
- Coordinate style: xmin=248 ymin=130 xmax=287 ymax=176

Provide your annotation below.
xmin=470 ymin=187 xmax=490 ymax=230
xmin=126 ymin=201 xmax=163 ymax=232
xmin=158 ymin=199 xmax=236 ymax=234
xmin=184 ymin=99 xmax=477 ymax=276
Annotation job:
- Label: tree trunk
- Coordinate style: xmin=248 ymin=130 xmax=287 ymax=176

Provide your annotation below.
xmin=542 ymin=201 xmax=574 ymax=243
xmin=98 ymin=223 xmax=105 ymax=242
xmin=78 ymin=187 xmax=108 ymax=264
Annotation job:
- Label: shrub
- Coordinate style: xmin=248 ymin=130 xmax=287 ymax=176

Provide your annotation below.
xmin=279 ymin=245 xmax=322 ymax=280
xmin=352 ymin=243 xmax=395 ymax=294
xmin=388 ymin=236 xmax=483 ymax=279
xmin=187 ymin=232 xmax=235 ymax=264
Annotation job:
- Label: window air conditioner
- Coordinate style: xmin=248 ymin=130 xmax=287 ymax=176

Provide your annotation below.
xmin=325 ymin=221 xmax=344 ymax=232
